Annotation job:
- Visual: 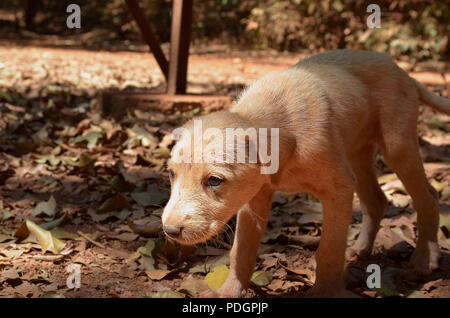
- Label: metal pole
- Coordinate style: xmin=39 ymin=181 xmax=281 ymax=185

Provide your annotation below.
xmin=167 ymin=0 xmax=193 ymax=95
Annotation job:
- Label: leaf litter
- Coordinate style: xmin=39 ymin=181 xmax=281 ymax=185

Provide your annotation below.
xmin=0 ymin=46 xmax=449 ymax=298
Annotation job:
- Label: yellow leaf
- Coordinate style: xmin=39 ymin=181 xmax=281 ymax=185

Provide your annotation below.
xmin=441 ymin=186 xmax=450 ymax=200
xmin=430 ymin=178 xmax=445 ymax=192
xmin=25 ymin=220 xmax=65 ymax=254
xmin=440 ymin=214 xmax=450 ymax=233
xmin=204 ymin=264 xmax=229 ymax=290
xmin=377 ymin=173 xmax=398 ymax=185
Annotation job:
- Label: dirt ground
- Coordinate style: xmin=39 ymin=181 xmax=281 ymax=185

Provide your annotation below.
xmin=0 ymin=43 xmax=449 ymax=298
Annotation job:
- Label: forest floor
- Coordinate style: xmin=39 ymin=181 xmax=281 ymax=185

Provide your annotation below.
xmin=0 ymin=43 xmax=449 ymax=298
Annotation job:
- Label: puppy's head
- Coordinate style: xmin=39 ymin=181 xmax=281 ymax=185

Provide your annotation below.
xmin=161 ymin=112 xmax=268 ymax=245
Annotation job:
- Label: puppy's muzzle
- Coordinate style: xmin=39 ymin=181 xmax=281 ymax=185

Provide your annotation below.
xmin=162 ymin=225 xmax=183 ymax=239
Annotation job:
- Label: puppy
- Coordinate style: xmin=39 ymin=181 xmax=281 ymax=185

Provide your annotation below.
xmin=161 ymin=50 xmax=450 ymax=297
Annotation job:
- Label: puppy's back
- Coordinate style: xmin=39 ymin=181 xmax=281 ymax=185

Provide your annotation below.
xmin=295 ymin=49 xmax=415 ymax=99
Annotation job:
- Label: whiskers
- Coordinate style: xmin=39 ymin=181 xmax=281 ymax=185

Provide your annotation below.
xmin=208 ymin=219 xmax=235 ymax=249
xmin=179 ymin=227 xmax=210 ymax=246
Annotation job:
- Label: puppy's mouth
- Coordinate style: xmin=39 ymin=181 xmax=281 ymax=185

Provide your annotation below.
xmin=163 ymin=222 xmax=222 ymax=245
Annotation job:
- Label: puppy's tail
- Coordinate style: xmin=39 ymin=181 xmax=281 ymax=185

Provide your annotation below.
xmin=414 ymin=79 xmax=450 ymax=115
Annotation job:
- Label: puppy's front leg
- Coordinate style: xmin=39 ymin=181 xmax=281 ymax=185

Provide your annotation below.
xmin=308 ymin=184 xmax=354 ymax=297
xmin=201 ymin=185 xmax=273 ymax=298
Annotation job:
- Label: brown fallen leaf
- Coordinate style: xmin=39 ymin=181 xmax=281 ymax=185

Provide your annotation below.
xmin=147 ymin=291 xmax=185 ymax=298
xmin=131 ymin=184 xmax=169 ymax=207
xmin=1 ymin=249 xmax=24 ymax=258
xmin=0 ymin=268 xmax=20 ymax=283
xmin=422 ymin=279 xmax=443 ymax=292
xmin=259 ymin=255 xmax=279 ymax=270
xmin=0 ymin=233 xmax=15 ymax=243
xmin=391 ymin=226 xmax=416 ymax=248
xmin=277 ymin=260 xmax=314 ymax=285
xmin=119 ymin=266 xmax=136 ymax=279
xmin=88 ymin=208 xmax=131 ymax=222
xmin=266 ymin=279 xmax=285 ymax=291
xmin=119 ymin=164 xmax=159 ymax=184
xmin=12 ymin=281 xmax=43 ymax=298
xmin=279 ymin=280 xmax=305 ymax=291
xmin=97 ymin=193 xmax=131 ymax=214
xmin=108 ymin=232 xmax=139 ymax=242
xmin=250 ymin=270 xmax=272 ymax=286
xmin=376 ymin=227 xmax=411 ymax=255
xmin=178 ymin=276 xmax=209 ymax=297
xmin=33 ymin=195 xmax=58 ymax=218
xmin=145 ymin=268 xmax=178 ymax=280
xmin=17 ymin=220 xmax=66 ymax=254
xmin=14 ymin=222 xmax=30 ymax=241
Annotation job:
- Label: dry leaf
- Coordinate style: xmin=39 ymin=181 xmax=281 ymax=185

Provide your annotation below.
xmin=145 ymin=268 xmax=177 ymax=280
xmin=204 ymin=264 xmax=229 ymax=290
xmin=147 ymin=291 xmax=185 ymax=298
xmin=33 ymin=195 xmax=57 ymax=218
xmin=25 ymin=219 xmax=66 ymax=254
xmin=178 ymin=276 xmax=209 ymax=297
xmin=250 ymin=271 xmax=272 ymax=286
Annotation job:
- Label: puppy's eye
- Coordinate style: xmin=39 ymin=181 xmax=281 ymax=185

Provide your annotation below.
xmin=206 ymin=176 xmax=223 ymax=188
xmin=168 ymin=170 xmax=175 ymax=180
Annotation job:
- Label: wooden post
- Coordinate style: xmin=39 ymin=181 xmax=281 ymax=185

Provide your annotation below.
xmin=125 ymin=0 xmax=169 ymax=80
xmin=167 ymin=0 xmax=193 ymax=95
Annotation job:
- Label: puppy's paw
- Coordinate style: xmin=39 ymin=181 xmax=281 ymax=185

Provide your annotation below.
xmin=410 ymin=241 xmax=440 ymax=276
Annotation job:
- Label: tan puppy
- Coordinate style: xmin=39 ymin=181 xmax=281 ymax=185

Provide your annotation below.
xmin=162 ymin=50 xmax=450 ymax=297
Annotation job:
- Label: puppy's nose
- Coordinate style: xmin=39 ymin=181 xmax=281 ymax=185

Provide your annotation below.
xmin=163 ymin=225 xmax=182 ymax=238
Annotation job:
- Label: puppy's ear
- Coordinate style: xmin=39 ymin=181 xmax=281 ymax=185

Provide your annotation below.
xmin=230 ymin=127 xmax=295 ymax=176
xmin=226 ymin=128 xmax=258 ymax=165
xmin=247 ymin=127 xmax=295 ymax=175
xmin=263 ymin=128 xmax=296 ymax=180
xmin=245 ymin=133 xmax=259 ymax=164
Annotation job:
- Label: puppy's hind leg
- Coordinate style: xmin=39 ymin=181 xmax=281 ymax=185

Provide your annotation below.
xmin=381 ymin=140 xmax=440 ymax=275
xmin=346 ymin=145 xmax=388 ymax=260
